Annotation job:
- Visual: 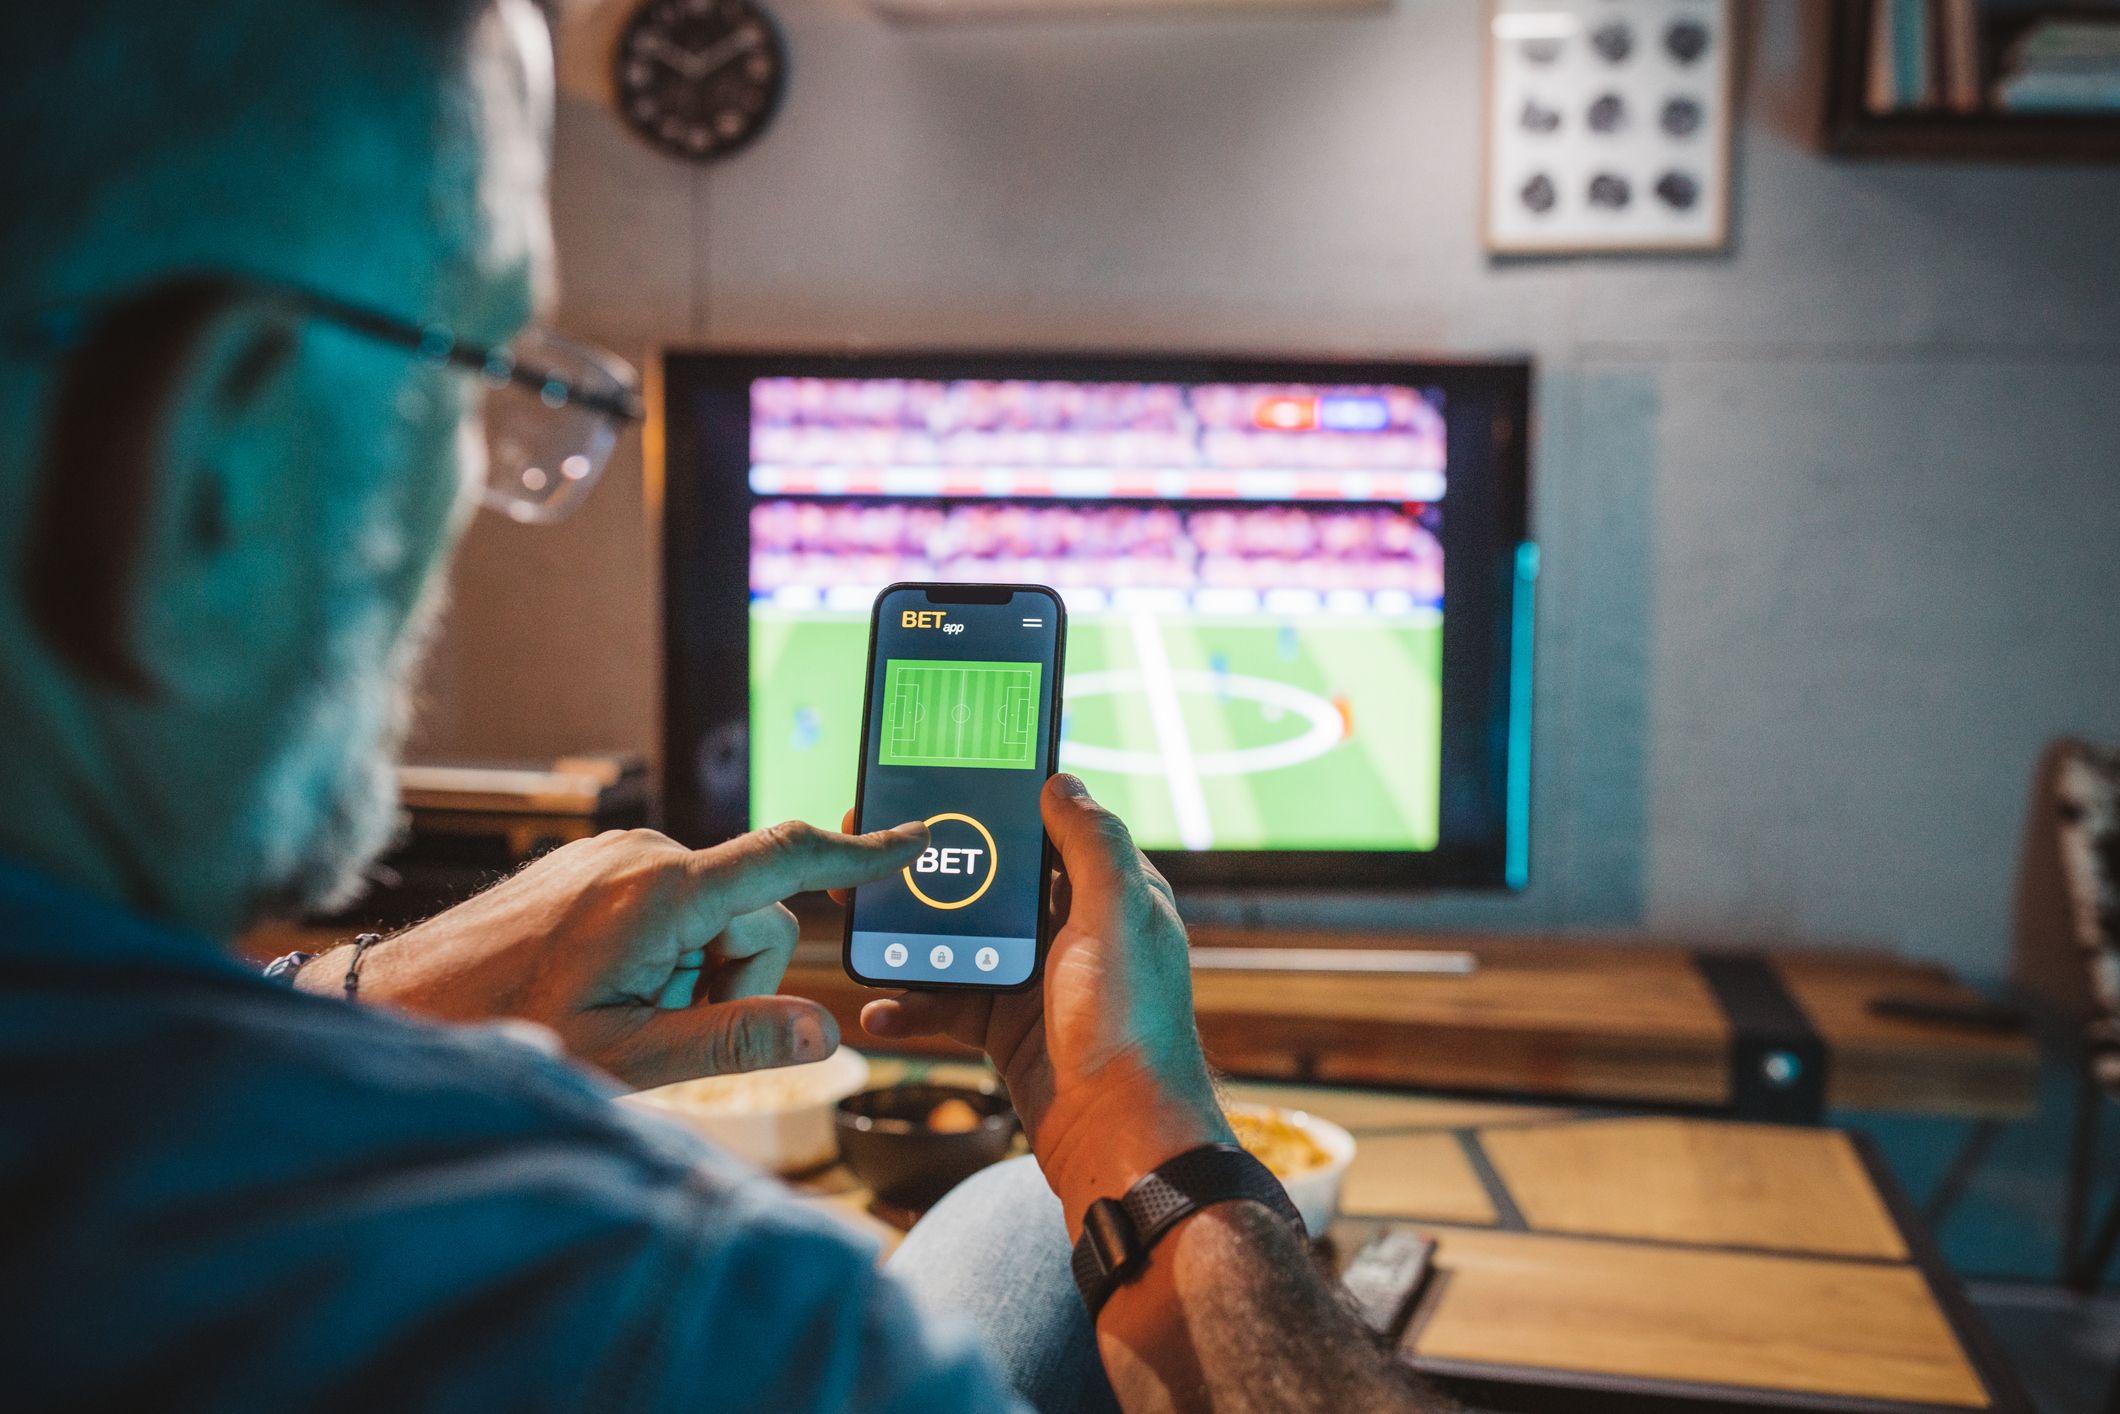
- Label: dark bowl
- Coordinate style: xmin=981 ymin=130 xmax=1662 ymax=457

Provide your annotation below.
xmin=834 ymin=1083 xmax=1021 ymax=1211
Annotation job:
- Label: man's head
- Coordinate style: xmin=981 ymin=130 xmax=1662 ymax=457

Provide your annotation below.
xmin=0 ymin=0 xmax=558 ymax=934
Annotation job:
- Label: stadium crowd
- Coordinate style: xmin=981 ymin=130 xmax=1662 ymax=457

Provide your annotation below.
xmin=749 ymin=500 xmax=1444 ymax=604
xmin=748 ymin=377 xmax=1447 ymax=474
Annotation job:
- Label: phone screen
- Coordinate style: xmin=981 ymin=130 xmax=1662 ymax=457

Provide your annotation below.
xmin=845 ymin=584 xmax=1065 ymax=990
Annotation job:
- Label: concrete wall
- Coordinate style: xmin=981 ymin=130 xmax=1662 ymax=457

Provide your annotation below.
xmin=417 ymin=0 xmax=2120 ymax=982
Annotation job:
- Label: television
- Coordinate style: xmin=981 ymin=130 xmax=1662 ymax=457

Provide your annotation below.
xmin=662 ymin=352 xmax=1533 ymax=891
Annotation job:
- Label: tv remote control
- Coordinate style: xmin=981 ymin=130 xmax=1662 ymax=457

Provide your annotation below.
xmin=1341 ymin=1228 xmax=1435 ymax=1340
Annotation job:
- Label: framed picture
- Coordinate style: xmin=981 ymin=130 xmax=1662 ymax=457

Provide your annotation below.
xmin=1483 ymin=0 xmax=1736 ymax=255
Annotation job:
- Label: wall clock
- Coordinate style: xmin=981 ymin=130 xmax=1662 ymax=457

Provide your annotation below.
xmin=613 ymin=0 xmax=787 ymax=162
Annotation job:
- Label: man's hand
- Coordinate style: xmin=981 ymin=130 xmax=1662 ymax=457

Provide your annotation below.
xmin=299 ymin=820 xmax=927 ymax=1089
xmin=851 ymin=775 xmax=1231 ymax=1234
xmin=857 ymin=784 xmax=1450 ymax=1412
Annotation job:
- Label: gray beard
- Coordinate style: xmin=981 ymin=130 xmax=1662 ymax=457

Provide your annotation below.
xmin=248 ymin=587 xmax=443 ymax=921
xmin=264 ymin=684 xmax=411 ymax=920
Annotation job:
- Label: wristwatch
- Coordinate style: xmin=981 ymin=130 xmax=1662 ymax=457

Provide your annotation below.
xmin=1070 ymin=1142 xmax=1306 ymax=1318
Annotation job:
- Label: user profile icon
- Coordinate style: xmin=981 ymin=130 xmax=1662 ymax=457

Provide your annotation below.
xmin=883 ymin=942 xmax=908 ymax=968
xmin=929 ymin=944 xmax=955 ymax=969
xmin=975 ymin=947 xmax=1000 ymax=972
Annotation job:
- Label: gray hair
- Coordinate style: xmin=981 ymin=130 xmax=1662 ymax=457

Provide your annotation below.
xmin=0 ymin=0 xmax=549 ymax=679
xmin=0 ymin=0 xmax=552 ymax=310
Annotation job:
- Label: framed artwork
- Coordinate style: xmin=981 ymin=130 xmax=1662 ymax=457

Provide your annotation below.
xmin=1483 ymin=0 xmax=1736 ymax=254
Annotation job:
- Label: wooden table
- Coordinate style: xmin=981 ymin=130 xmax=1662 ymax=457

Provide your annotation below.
xmin=1314 ymin=1091 xmax=2028 ymax=1413
xmin=808 ymin=1065 xmax=2029 ymax=1414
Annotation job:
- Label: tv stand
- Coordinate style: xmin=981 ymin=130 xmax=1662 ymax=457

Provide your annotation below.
xmin=780 ymin=924 xmax=2037 ymax=1123
xmin=1190 ymin=946 xmax=1477 ymax=976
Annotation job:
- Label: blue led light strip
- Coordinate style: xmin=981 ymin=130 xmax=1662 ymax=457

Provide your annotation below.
xmin=1505 ymin=541 xmax=1538 ymax=890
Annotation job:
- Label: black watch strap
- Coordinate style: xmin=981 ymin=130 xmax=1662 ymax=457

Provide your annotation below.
xmin=1070 ymin=1142 xmax=1306 ymax=1318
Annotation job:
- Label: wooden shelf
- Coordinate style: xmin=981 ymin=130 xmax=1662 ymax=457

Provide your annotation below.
xmin=1828 ymin=109 xmax=2120 ymax=160
xmin=1824 ymin=0 xmax=2120 ymax=162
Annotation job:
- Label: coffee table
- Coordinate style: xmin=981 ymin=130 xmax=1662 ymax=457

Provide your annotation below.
xmin=809 ymin=1063 xmax=2030 ymax=1413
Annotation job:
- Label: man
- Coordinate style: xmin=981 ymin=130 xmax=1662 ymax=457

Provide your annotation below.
xmin=0 ymin=2 xmax=1448 ymax=1409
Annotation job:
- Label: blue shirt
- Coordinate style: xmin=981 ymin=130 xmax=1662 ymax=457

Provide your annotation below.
xmin=0 ymin=861 xmax=1020 ymax=1411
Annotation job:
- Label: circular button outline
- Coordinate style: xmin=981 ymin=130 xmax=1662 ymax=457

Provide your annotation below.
xmin=929 ymin=945 xmax=955 ymax=969
xmin=902 ymin=811 xmax=999 ymax=911
xmin=974 ymin=947 xmax=1000 ymax=973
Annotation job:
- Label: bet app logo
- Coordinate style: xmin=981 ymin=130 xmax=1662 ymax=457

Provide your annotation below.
xmin=903 ymin=812 xmax=997 ymax=910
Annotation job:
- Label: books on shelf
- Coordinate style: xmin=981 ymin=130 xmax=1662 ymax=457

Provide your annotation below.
xmin=1940 ymin=0 xmax=1983 ymax=111
xmin=1865 ymin=0 xmax=1986 ymax=113
xmin=1995 ymin=15 xmax=2120 ymax=111
xmin=1864 ymin=1 xmax=2120 ymax=117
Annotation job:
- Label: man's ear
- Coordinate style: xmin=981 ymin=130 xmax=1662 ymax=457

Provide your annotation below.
xmin=127 ymin=297 xmax=312 ymax=709
xmin=26 ymin=279 xmax=306 ymax=705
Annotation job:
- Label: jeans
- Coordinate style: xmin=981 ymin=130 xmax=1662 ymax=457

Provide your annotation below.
xmin=890 ymin=1155 xmax=1121 ymax=1414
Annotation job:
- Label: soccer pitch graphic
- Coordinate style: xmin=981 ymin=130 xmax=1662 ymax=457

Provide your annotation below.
xmin=879 ymin=659 xmax=1042 ymax=771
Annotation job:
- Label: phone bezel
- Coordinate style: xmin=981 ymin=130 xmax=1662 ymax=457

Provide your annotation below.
xmin=842 ymin=581 xmax=1067 ymax=994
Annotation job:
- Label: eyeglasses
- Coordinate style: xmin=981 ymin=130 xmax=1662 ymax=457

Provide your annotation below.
xmin=14 ymin=275 xmax=646 ymax=526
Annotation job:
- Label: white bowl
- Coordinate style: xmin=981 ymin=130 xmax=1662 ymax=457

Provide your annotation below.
xmin=622 ymin=1047 xmax=871 ymax=1175
xmin=1227 ymin=1102 xmax=1357 ymax=1239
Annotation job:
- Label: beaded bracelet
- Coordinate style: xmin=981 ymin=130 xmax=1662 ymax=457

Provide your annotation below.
xmin=261 ymin=932 xmax=384 ymax=999
xmin=342 ymin=933 xmax=384 ymax=1000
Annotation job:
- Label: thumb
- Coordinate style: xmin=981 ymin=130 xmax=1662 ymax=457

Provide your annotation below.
xmin=616 ymin=996 xmax=841 ymax=1089
xmin=1040 ymin=773 xmax=1138 ymax=892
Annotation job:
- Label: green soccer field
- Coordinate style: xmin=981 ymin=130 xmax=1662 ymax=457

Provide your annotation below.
xmin=880 ymin=659 xmax=1042 ymax=770
xmin=749 ymin=606 xmax=1441 ymax=852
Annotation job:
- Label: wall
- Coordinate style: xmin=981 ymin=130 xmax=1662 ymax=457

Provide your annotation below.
xmin=418 ymin=0 xmax=2120 ymax=982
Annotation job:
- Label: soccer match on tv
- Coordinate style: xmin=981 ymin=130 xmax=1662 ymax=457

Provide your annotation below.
xmin=744 ymin=375 xmax=1448 ymax=854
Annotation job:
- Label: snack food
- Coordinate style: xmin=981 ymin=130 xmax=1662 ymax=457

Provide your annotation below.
xmin=1223 ymin=1102 xmax=1357 ymax=1237
xmin=925 ymin=1097 xmax=984 ymax=1134
xmin=1228 ymin=1105 xmax=1333 ymax=1180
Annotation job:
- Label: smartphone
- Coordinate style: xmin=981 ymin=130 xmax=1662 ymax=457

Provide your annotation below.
xmin=844 ymin=583 xmax=1066 ymax=992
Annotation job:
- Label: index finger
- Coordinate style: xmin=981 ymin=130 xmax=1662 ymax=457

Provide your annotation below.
xmin=827 ymin=807 xmax=858 ymax=906
xmin=687 ymin=818 xmax=928 ymax=936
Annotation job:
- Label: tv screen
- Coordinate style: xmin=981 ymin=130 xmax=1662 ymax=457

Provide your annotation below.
xmin=663 ymin=353 xmax=1531 ymax=891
